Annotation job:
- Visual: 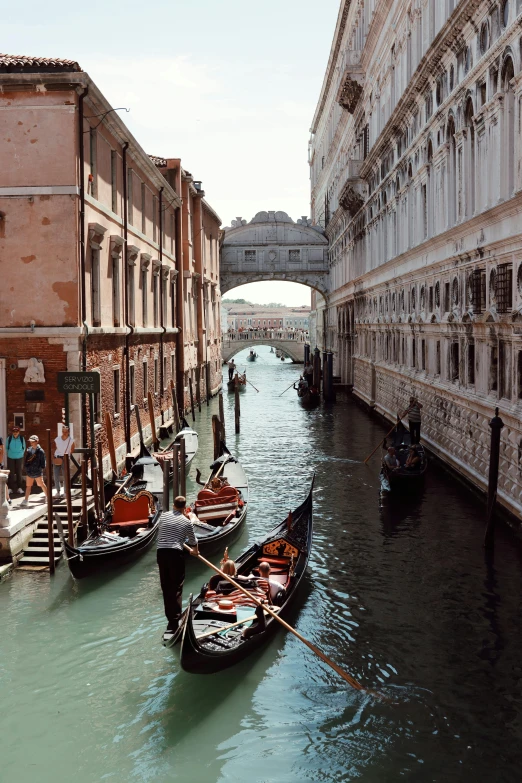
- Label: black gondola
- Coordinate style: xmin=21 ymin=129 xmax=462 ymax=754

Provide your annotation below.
xmin=246 ymin=351 xmax=257 ymax=362
xmin=380 ymin=421 xmax=427 ymax=491
xmin=167 ymin=479 xmax=314 ymax=673
xmin=227 ymin=372 xmax=247 ymax=392
xmin=295 ymin=381 xmax=320 ymax=407
xmin=62 ymin=443 xmax=164 ymax=578
xmin=189 ymin=443 xmax=248 ymax=553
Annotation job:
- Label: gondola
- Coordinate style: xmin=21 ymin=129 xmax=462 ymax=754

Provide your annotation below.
xmin=380 ymin=421 xmax=427 ymax=491
xmin=227 ymin=372 xmax=247 ymax=392
xmin=155 ymin=417 xmax=198 ymax=475
xmin=62 ymin=443 xmax=163 ymax=578
xmin=295 ymin=381 xmax=320 ymax=407
xmin=188 ymin=442 xmax=248 ymax=553
xmin=246 ymin=351 xmax=257 ymax=362
xmin=166 ymin=479 xmax=314 ymax=673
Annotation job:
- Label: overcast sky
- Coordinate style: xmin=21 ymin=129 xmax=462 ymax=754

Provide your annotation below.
xmin=5 ymin=0 xmax=340 ymax=306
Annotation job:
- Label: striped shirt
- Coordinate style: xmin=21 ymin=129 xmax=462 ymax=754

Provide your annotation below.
xmin=408 ymin=403 xmax=422 ymax=423
xmin=157 ymin=510 xmax=197 ymax=550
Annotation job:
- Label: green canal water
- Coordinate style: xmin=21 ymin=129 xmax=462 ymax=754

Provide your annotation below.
xmin=2 ymin=344 xmax=522 ymax=782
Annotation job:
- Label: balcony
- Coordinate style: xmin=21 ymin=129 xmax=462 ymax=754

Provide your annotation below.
xmin=336 ymin=50 xmax=364 ymax=114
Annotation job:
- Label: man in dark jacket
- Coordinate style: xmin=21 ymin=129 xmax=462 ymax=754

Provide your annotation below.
xmin=21 ymin=435 xmax=48 ymax=507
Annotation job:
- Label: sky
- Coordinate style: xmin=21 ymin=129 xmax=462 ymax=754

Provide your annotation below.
xmin=4 ymin=0 xmax=340 ymax=306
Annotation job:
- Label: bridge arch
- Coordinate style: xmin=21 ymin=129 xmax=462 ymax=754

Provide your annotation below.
xmin=222 ymin=337 xmax=305 ymax=363
xmin=220 ymin=211 xmax=329 ymax=296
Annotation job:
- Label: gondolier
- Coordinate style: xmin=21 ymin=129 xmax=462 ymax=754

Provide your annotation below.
xmin=157 ymin=495 xmax=199 ymax=632
xmin=407 ymin=396 xmax=423 ymax=444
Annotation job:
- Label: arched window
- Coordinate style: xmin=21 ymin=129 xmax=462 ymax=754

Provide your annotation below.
xmin=501 ymin=0 xmax=509 ymax=28
xmin=464 ymin=98 xmax=475 ymax=218
xmin=427 ymin=140 xmax=434 ymax=237
xmin=502 ymin=57 xmax=515 ymax=199
xmin=480 ymin=22 xmax=489 ymax=55
xmin=446 ymin=116 xmax=457 ymax=226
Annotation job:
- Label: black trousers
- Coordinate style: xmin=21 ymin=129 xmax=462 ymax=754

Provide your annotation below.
xmin=157 ymin=549 xmax=185 ymax=630
xmin=409 ymin=421 xmax=421 ymax=444
xmin=228 ymin=367 xmax=234 ymax=380
xmin=7 ymin=457 xmax=24 ymax=491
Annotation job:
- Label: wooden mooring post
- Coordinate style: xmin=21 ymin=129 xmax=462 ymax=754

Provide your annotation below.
xmin=188 ymin=377 xmax=196 ymax=423
xmin=162 ymin=459 xmax=170 ymax=512
xmin=313 ymin=347 xmax=321 ymax=391
xmin=170 ymin=380 xmax=181 ymax=433
xmin=212 ymin=415 xmax=221 ymax=460
xmin=234 ymin=381 xmax=240 ymax=434
xmin=45 ymin=429 xmax=55 ymax=574
xmin=179 ymin=437 xmax=187 ymax=497
xmin=148 ymin=392 xmax=158 ymax=449
xmin=218 ymin=392 xmax=226 ymax=443
xmin=81 ymin=458 xmax=88 ymax=531
xmin=63 ymin=454 xmax=74 ymax=546
xmin=484 ymin=407 xmax=505 ymax=549
xmin=195 ymin=367 xmax=202 ymax=413
xmin=206 ymin=362 xmax=211 ymax=407
xmin=97 ymin=440 xmax=105 ymax=511
xmin=172 ymin=443 xmax=180 ymax=497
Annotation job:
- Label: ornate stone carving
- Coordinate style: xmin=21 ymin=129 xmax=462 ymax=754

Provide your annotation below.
xmin=24 ymin=357 xmax=45 ymax=383
xmin=337 ymin=72 xmax=364 ymax=113
xmin=339 ymin=183 xmax=364 ymax=216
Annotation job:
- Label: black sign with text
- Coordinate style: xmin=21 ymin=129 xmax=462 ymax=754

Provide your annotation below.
xmin=57 ymin=372 xmax=100 ymax=394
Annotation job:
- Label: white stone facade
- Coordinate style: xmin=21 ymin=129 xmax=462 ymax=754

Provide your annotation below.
xmin=310 ymin=0 xmax=522 ymax=518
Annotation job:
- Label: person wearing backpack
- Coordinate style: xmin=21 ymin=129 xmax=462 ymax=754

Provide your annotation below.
xmin=7 ymin=425 xmax=26 ymax=495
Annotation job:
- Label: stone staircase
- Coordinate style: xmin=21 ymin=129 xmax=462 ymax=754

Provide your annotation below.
xmin=18 ymin=495 xmax=85 ymax=568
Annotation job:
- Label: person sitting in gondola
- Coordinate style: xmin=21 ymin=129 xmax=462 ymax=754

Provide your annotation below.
xmin=405 ymin=445 xmax=421 ymax=470
xmin=383 ymin=446 xmax=400 ymax=471
xmin=253 ymin=562 xmax=286 ymax=605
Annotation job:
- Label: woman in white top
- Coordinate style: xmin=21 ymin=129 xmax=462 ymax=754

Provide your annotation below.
xmin=53 ymin=425 xmax=75 ymax=497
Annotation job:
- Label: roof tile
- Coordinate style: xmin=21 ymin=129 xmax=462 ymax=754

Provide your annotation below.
xmin=0 ymin=53 xmax=81 ymax=73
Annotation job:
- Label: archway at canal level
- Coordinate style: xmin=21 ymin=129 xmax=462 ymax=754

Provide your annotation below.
xmin=220 ymin=211 xmax=329 ymax=297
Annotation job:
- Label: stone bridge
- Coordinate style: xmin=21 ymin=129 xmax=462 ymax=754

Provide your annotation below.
xmin=220 ymin=211 xmax=329 ymax=296
xmin=222 ymin=332 xmax=306 ymax=363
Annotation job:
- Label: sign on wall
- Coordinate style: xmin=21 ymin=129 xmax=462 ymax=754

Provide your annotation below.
xmin=57 ymin=372 xmax=101 ymax=394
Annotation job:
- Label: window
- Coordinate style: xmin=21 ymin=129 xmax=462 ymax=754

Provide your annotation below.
xmin=163 ymin=355 xmax=167 ymax=390
xmin=502 ymin=0 xmax=509 ymax=27
xmin=480 ymin=22 xmax=489 ymax=54
xmin=422 ymin=184 xmax=427 ymax=239
xmin=479 ymin=82 xmax=487 ymax=107
xmin=421 ymin=339 xmax=426 ymax=370
xmin=140 ymin=183 xmax=145 ymax=234
xmin=244 ymin=250 xmax=256 ymax=263
xmin=170 ymin=278 xmax=176 ymax=327
xmin=444 ymin=282 xmax=451 ymax=312
xmin=289 ymin=249 xmax=301 ymax=262
xmin=127 ymin=169 xmax=133 ymax=226
xmin=162 ymin=275 xmax=168 ymax=325
xmin=489 ymin=345 xmax=498 ymax=392
xmin=452 ymin=278 xmax=459 ymax=306
xmin=89 ymin=129 xmax=97 ymax=198
xmin=496 ymin=263 xmax=513 ymax=313
xmin=153 ymin=272 xmax=159 ymax=327
xmin=449 ymin=65 xmax=454 ymax=91
xmin=143 ymin=359 xmax=148 ymax=399
xmin=127 ymin=261 xmax=135 ymax=327
xmin=112 ymin=256 xmax=120 ymax=327
xmin=467 ymin=343 xmax=475 ymax=386
xmin=142 ymin=267 xmax=148 ymax=327
xmin=499 ymin=340 xmax=511 ymax=399
xmin=428 ymin=286 xmax=434 ymax=312
xmin=154 ymin=357 xmax=159 ymax=393
xmin=171 ymin=354 xmax=175 ymax=383
xmin=412 ymin=337 xmax=416 ymax=368
xmin=471 ymin=269 xmax=486 ymax=313
xmin=130 ymin=363 xmax=136 ymax=406
xmin=450 ymin=342 xmax=459 ymax=381
xmin=113 ymin=367 xmax=121 ymax=414
xmin=517 ymin=351 xmax=522 ymax=399
xmin=436 ymin=341 xmax=441 ymax=374
xmin=91 ymin=248 xmax=101 ymax=326
xmin=111 ymin=150 xmax=117 ymax=213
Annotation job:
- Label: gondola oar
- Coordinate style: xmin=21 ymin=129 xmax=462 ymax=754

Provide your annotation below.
xmin=184 ymin=546 xmax=365 ymax=691
xmin=279 ymin=380 xmax=298 ymax=397
xmin=363 ymin=409 xmax=409 ymax=464
xmin=242 ymin=370 xmax=259 ymax=393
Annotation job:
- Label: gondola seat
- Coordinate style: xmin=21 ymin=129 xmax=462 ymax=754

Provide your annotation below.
xmin=110 ymin=491 xmax=155 ymax=528
xmin=195 ymin=486 xmax=239 ymax=524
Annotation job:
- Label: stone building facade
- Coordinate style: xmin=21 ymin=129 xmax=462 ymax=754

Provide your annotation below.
xmin=224 ymin=303 xmax=310 ymax=332
xmin=310 ymin=0 xmax=522 ymax=518
xmin=0 ymin=54 xmax=222 ymax=472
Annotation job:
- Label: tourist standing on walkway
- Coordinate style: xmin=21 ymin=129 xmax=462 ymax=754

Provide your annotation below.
xmin=21 ymin=435 xmax=47 ymax=507
xmin=53 ymin=425 xmax=75 ymax=498
xmin=407 ymin=397 xmax=423 ymax=444
xmin=157 ymin=495 xmax=199 ymax=632
xmin=6 ymin=425 xmax=25 ymax=495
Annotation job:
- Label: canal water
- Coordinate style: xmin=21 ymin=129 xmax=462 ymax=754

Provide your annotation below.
xmin=2 ymin=344 xmax=522 ymax=782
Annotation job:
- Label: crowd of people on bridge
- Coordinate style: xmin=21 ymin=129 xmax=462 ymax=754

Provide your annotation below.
xmin=225 ymin=327 xmax=308 ymax=342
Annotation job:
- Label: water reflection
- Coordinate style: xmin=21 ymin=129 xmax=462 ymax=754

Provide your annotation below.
xmin=2 ymin=344 xmax=522 ymax=782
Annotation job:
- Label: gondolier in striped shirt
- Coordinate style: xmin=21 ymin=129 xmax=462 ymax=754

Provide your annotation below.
xmin=157 ymin=495 xmax=199 ymax=632
xmin=407 ymin=396 xmax=423 ymax=445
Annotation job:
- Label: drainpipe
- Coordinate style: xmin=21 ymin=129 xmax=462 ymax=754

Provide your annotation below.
xmin=122 ymin=141 xmax=133 ymax=452
xmin=159 ymin=187 xmax=165 ymax=422
xmin=174 ymin=181 xmax=184 ymax=405
xmin=79 ymin=86 xmax=89 ymax=449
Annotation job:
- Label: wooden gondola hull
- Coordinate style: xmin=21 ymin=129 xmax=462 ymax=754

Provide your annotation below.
xmin=177 ymin=481 xmax=314 ymax=673
xmin=227 ymin=380 xmax=246 ymax=392
xmin=63 ymin=521 xmax=159 ymax=579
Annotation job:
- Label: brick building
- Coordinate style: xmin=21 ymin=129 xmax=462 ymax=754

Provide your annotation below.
xmin=0 ymin=54 xmax=222 ymax=471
